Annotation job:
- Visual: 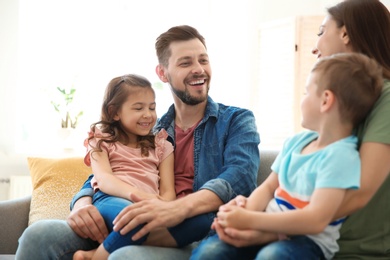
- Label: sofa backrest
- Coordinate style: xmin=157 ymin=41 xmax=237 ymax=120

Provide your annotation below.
xmin=258 ymin=150 xmax=278 ymax=186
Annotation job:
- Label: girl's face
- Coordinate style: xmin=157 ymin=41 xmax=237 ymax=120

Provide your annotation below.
xmin=114 ymin=87 xmax=157 ymax=144
xmin=312 ymin=15 xmax=352 ymax=59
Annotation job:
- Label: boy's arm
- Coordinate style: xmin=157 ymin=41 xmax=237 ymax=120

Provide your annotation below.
xmin=218 ymin=187 xmax=346 ymax=235
xmin=157 ymin=153 xmax=176 ymax=201
xmin=246 ymin=172 xmax=278 ymax=211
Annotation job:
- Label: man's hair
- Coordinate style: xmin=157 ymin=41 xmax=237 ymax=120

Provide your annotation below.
xmin=327 ymin=0 xmax=390 ymax=79
xmin=155 ymin=25 xmax=206 ymax=67
xmin=312 ymin=53 xmax=383 ymax=127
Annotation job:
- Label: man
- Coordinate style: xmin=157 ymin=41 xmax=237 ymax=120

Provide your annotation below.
xmin=16 ymin=25 xmax=260 ymax=259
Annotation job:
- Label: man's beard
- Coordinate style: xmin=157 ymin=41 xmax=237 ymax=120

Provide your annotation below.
xmin=168 ymin=79 xmax=209 ymax=106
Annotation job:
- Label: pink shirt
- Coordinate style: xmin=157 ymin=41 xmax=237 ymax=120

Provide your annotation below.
xmin=84 ymin=129 xmax=173 ymax=195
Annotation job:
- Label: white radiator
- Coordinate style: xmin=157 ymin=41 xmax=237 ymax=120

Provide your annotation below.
xmin=9 ymin=175 xmax=32 ymax=200
xmin=0 ymin=178 xmax=10 ymax=201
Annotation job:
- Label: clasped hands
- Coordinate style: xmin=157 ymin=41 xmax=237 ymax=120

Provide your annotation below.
xmin=212 ymin=195 xmax=276 ymax=247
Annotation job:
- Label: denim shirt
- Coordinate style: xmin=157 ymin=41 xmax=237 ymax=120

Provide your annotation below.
xmin=71 ymin=97 xmax=260 ymax=208
xmin=155 ymin=97 xmax=260 ymax=203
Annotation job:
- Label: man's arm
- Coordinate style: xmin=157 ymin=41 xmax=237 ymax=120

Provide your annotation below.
xmin=202 ymin=109 xmax=260 ymax=203
xmin=113 ymin=189 xmax=223 ymax=241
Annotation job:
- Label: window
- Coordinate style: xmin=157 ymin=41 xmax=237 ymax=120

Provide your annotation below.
xmin=12 ymin=0 xmax=264 ymax=155
xmin=4 ymin=0 xmax=326 ymax=156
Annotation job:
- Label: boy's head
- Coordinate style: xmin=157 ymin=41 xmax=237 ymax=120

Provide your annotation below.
xmin=310 ymin=52 xmax=383 ymax=127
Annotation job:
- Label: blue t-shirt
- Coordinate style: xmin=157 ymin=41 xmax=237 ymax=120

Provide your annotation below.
xmin=268 ymin=131 xmax=360 ymax=259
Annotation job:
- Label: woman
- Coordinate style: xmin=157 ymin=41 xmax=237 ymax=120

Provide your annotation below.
xmin=200 ymin=0 xmax=390 ymax=259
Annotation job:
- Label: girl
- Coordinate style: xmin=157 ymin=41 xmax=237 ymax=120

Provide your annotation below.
xmin=73 ymin=74 xmax=175 ymax=260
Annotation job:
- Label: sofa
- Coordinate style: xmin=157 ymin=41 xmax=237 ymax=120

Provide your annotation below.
xmin=0 ymin=150 xmax=279 ymax=259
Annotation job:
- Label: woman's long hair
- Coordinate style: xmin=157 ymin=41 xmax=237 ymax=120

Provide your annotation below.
xmin=327 ymin=0 xmax=390 ymax=79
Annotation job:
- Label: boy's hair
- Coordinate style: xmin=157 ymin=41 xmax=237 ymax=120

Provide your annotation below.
xmin=312 ymin=53 xmax=383 ymax=127
xmin=155 ymin=25 xmax=206 ymax=68
xmin=88 ymin=74 xmax=156 ymax=157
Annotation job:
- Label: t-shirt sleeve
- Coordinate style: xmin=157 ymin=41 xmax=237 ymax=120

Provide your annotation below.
xmin=358 ymin=80 xmax=390 ymax=145
xmin=155 ymin=129 xmax=174 ymax=162
xmin=315 ymin=142 xmax=360 ymax=190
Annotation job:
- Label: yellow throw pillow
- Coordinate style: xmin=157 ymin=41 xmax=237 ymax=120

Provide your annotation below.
xmin=27 ymin=157 xmax=91 ymax=225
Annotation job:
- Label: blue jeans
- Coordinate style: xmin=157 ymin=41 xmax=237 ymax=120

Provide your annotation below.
xmin=94 ymin=191 xmax=211 ymax=250
xmin=16 ymin=219 xmax=99 ymax=260
xmin=16 ymin=196 xmax=210 ymax=260
xmin=16 ymin=218 xmax=199 ymax=260
xmin=93 ymin=191 xmax=147 ymax=253
xmin=191 ymin=234 xmax=325 ymax=260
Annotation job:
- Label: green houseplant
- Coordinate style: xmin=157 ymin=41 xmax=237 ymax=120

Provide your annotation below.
xmin=51 ymin=87 xmax=83 ymax=129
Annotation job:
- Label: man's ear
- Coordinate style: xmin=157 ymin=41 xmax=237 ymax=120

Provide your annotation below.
xmin=320 ymin=90 xmax=335 ymax=113
xmin=155 ymin=65 xmax=168 ymax=83
xmin=340 ymin=25 xmax=350 ymax=45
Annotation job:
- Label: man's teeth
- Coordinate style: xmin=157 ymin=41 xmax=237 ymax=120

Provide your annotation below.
xmin=190 ymin=80 xmax=204 ymax=85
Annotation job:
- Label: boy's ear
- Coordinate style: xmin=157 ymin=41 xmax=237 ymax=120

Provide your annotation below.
xmin=155 ymin=65 xmax=168 ymax=83
xmin=320 ymin=90 xmax=335 ymax=112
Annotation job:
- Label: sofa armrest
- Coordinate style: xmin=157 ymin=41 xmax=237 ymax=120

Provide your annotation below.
xmin=258 ymin=150 xmax=279 ymax=185
xmin=0 ymin=195 xmax=31 ymax=254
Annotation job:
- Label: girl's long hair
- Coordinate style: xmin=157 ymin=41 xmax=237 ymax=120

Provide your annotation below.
xmin=88 ymin=74 xmax=155 ymax=157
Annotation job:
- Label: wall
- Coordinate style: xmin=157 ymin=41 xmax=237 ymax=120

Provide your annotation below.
xmin=1 ymin=0 xmax=390 ymax=180
xmin=0 ymin=0 xmax=28 ymax=176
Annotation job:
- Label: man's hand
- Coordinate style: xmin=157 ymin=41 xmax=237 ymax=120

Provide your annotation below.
xmin=67 ymin=198 xmax=108 ymax=243
xmin=212 ymin=218 xmax=277 ymax=247
xmin=113 ymin=195 xmax=185 ymax=241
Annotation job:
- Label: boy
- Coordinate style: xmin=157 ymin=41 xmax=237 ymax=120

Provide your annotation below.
xmin=192 ymin=52 xmax=383 ymax=260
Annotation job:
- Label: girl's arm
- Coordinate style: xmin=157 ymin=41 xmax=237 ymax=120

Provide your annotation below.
xmin=246 ymin=172 xmax=279 ymax=211
xmin=157 ymin=153 xmax=176 ymax=201
xmin=218 ymin=187 xmax=346 ymax=235
xmin=91 ymin=150 xmax=158 ymax=200
xmin=334 ymin=142 xmax=390 ymax=218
